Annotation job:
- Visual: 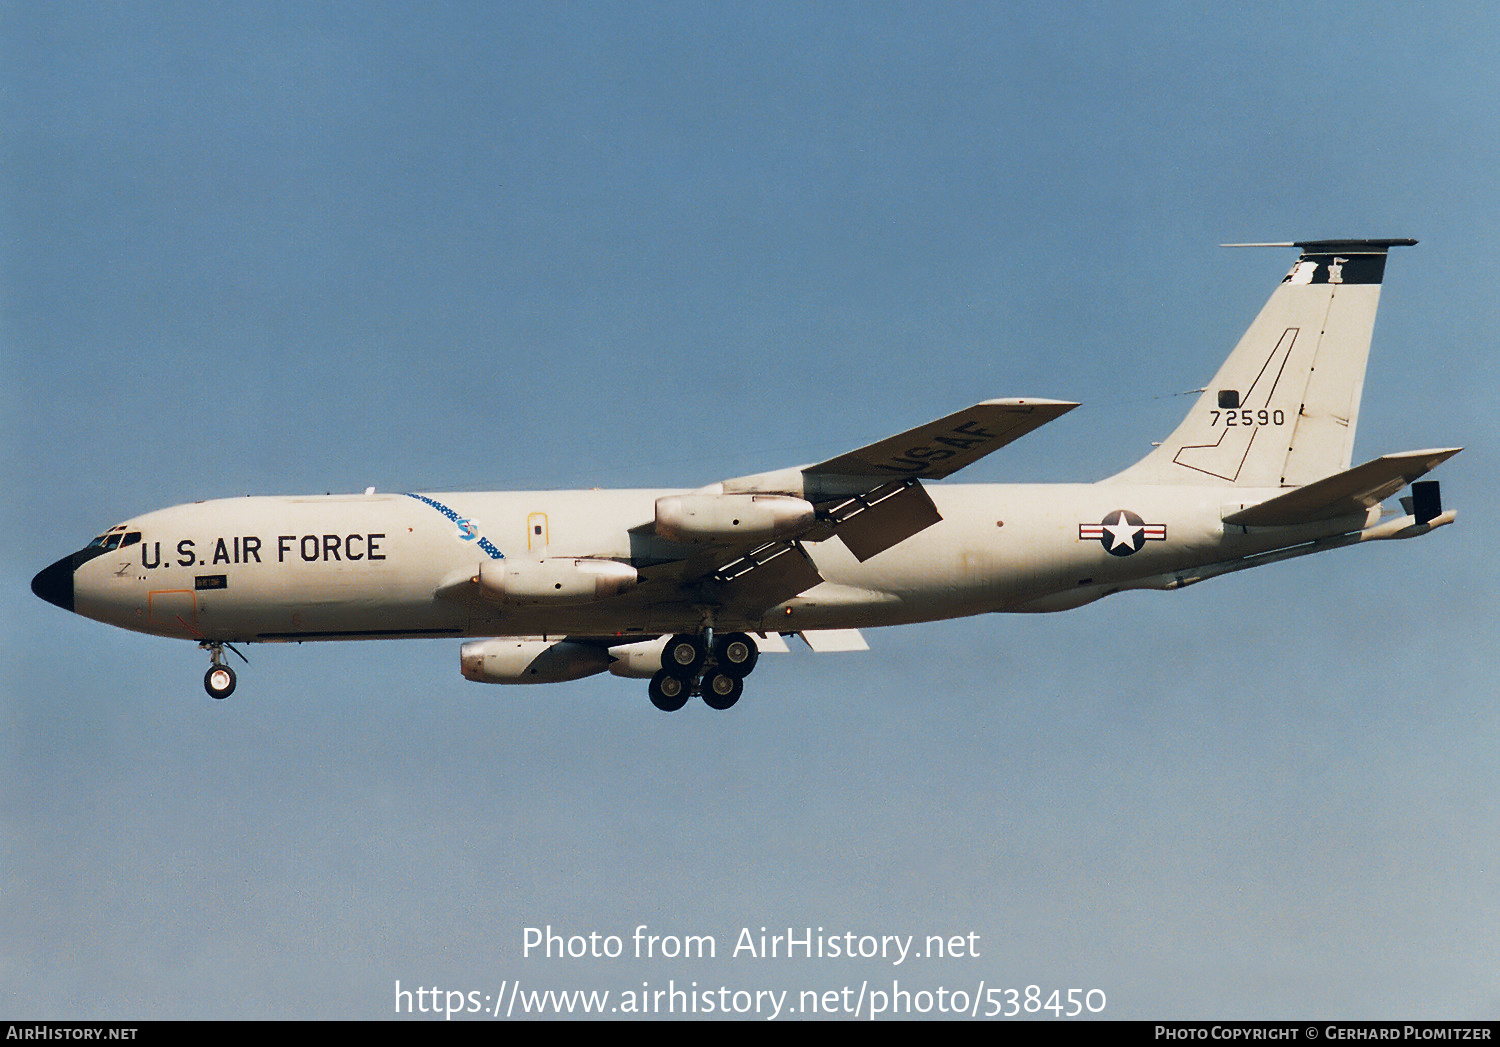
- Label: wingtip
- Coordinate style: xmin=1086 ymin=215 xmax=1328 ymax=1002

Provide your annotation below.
xmin=982 ymin=397 xmax=1081 ymax=411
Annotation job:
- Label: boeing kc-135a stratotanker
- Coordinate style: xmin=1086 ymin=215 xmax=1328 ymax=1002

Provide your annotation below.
xmin=32 ymin=240 xmax=1458 ymax=711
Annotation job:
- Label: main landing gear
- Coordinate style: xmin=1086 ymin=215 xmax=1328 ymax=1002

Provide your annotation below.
xmin=648 ymin=631 xmax=759 ymax=712
xmin=199 ymin=641 xmax=248 ymax=700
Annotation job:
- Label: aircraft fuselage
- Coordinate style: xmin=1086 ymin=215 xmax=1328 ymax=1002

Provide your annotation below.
xmin=56 ymin=484 xmax=1371 ymax=644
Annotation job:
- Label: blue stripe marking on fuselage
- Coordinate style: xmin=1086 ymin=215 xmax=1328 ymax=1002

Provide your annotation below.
xmin=403 ymin=493 xmax=505 ymax=559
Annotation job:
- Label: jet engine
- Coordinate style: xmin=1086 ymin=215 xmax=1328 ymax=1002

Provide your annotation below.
xmin=460 ymin=639 xmax=610 ymax=684
xmin=605 ymin=636 xmax=670 ymax=678
xmin=477 ymin=556 xmax=637 ymax=604
xmin=654 ymin=493 xmax=814 ymax=543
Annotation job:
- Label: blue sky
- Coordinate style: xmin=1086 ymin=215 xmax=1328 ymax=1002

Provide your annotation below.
xmin=4 ymin=2 xmax=1496 ymax=1019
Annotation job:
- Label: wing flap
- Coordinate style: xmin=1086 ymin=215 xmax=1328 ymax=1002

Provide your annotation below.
xmin=823 ymin=478 xmax=944 ymax=562
xmin=756 ymin=631 xmax=792 ymax=653
xmin=712 ymin=539 xmax=824 ymax=608
xmin=1223 ymin=447 xmax=1461 ymax=526
xmin=799 ymin=629 xmax=869 ymax=652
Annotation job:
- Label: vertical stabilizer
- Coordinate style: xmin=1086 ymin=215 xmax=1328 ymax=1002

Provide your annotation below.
xmin=1109 ymin=239 xmax=1414 ymax=488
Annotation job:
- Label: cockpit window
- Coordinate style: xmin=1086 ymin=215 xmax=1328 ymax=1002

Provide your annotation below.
xmin=87 ymin=525 xmax=134 ymax=551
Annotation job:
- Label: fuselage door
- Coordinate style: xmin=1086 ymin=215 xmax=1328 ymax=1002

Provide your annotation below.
xmin=527 ymin=512 xmax=549 ymax=552
xmin=148 ymin=588 xmax=198 ymax=635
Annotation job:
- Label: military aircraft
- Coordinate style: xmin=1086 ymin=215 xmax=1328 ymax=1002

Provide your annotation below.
xmin=32 ymin=239 xmax=1458 ymax=711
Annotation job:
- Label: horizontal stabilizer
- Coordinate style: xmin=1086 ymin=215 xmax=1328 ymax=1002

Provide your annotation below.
xmin=805 ymin=399 xmax=1077 ymax=481
xmin=1223 ymin=447 xmax=1461 ymax=526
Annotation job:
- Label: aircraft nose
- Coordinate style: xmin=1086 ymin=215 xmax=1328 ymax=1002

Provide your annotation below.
xmin=31 ymin=554 xmax=76 ymax=613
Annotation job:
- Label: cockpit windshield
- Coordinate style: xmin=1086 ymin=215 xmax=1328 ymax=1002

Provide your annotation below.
xmin=87 ymin=525 xmax=142 ymax=551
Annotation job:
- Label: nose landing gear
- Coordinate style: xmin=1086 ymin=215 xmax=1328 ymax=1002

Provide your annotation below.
xmin=648 ymin=631 xmax=759 ymax=712
xmin=199 ymin=641 xmax=248 ymax=700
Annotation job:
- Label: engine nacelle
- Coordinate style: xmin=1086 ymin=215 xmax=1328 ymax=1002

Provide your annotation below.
xmin=460 ymin=639 xmax=610 ymax=684
xmin=606 ymin=637 xmax=670 ymax=678
xmin=654 ymin=493 xmax=814 ymax=544
xmin=477 ymin=556 xmax=637 ymax=604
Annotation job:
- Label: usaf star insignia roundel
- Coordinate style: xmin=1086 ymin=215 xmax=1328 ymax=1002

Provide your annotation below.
xmin=1078 ymin=510 xmax=1167 ymax=556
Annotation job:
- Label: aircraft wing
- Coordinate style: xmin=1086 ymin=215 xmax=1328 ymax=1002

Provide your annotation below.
xmin=803 ymin=398 xmax=1078 ymax=481
xmin=441 ymin=398 xmax=1080 ymax=619
xmin=793 ymin=398 xmax=1077 ymax=561
xmin=628 ymin=398 xmax=1081 ymax=608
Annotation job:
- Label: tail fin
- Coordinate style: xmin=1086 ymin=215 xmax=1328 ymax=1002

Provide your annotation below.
xmin=1109 ymin=239 xmax=1416 ymax=487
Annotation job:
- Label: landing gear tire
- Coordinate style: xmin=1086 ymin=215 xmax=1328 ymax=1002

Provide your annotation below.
xmin=648 ymin=670 xmax=691 ymax=712
xmin=204 ymin=664 xmax=237 ymax=700
xmin=199 ymin=641 xmax=247 ymax=700
xmin=661 ymin=634 xmax=707 ymax=678
xmin=701 ymin=670 xmax=743 ymax=711
xmin=713 ymin=632 xmax=759 ymax=677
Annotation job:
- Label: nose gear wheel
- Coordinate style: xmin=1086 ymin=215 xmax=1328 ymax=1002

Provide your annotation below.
xmin=199 ymin=641 xmax=248 ymax=700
